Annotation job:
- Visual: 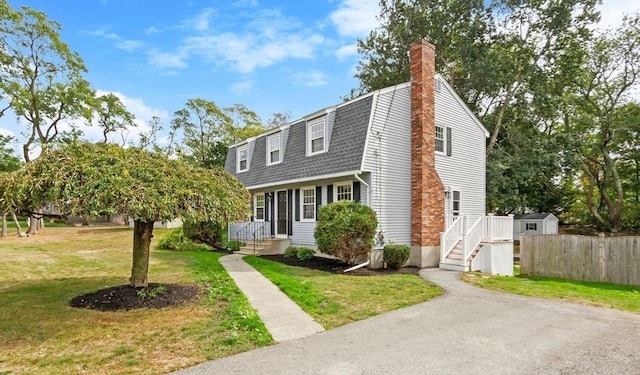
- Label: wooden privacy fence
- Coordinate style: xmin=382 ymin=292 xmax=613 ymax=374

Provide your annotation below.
xmin=520 ymin=234 xmax=640 ymax=286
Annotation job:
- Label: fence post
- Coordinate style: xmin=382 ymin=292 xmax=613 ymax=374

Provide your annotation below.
xmin=598 ymin=233 xmax=605 ymax=282
xmin=488 ymin=213 xmax=494 ymax=242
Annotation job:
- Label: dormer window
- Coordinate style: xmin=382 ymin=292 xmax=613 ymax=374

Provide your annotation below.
xmin=307 ymin=117 xmax=326 ymax=156
xmin=267 ymin=133 xmax=281 ymax=165
xmin=237 ymin=144 xmax=248 ymax=172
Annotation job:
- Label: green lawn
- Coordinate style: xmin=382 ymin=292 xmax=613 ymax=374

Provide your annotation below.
xmin=244 ymin=256 xmax=444 ymax=329
xmin=0 ymin=227 xmax=271 ymax=375
xmin=462 ymin=266 xmax=640 ymax=313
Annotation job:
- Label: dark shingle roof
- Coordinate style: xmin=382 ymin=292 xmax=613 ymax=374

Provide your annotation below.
xmin=225 ymin=96 xmax=373 ymax=188
xmin=514 ymin=213 xmax=555 ymax=220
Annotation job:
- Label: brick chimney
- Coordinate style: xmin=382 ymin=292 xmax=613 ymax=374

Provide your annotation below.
xmin=410 ymin=40 xmax=445 ymax=267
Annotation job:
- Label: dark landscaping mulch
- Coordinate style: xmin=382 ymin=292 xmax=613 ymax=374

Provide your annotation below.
xmin=69 ymin=283 xmax=200 ymax=312
xmin=261 ymin=254 xmax=420 ymax=276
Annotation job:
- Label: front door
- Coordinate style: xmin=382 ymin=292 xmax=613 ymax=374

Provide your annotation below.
xmin=276 ymin=190 xmax=287 ymax=236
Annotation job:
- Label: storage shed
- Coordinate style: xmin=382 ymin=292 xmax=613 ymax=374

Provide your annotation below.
xmin=513 ymin=213 xmax=558 ymax=238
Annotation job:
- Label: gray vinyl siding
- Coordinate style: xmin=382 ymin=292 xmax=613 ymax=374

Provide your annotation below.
xmin=362 ymin=84 xmax=413 ymax=244
xmin=434 ymin=80 xmax=487 ymax=217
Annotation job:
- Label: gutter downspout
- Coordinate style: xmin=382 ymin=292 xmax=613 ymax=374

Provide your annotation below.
xmin=354 ymin=174 xmax=371 ymax=207
xmin=344 ymin=260 xmax=370 ymax=273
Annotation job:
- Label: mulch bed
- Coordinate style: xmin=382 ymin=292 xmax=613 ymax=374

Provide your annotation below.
xmin=69 ymin=283 xmax=200 ymax=312
xmin=261 ymin=254 xmax=420 ymax=276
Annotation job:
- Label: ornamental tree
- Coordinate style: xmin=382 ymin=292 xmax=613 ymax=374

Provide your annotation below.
xmin=8 ymin=141 xmax=250 ymax=287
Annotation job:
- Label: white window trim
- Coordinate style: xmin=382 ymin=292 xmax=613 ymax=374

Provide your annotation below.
xmin=306 ymin=117 xmax=327 ymax=156
xmin=237 ymin=144 xmax=248 ymax=173
xmin=266 ymin=133 xmax=282 ymax=166
xmin=300 ymin=186 xmax=316 ymax=222
xmin=254 ymin=193 xmax=265 ymax=222
xmin=435 ymin=125 xmax=445 ymax=155
xmin=334 ymin=181 xmax=353 ymax=202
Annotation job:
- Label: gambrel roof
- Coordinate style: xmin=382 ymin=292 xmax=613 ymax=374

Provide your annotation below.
xmin=225 ymin=95 xmax=373 ymax=189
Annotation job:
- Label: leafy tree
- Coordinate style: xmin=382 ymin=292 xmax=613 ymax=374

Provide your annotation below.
xmin=0 ymin=2 xmax=95 ymax=161
xmin=0 ymin=1 xmax=95 ymax=234
xmin=354 ymin=0 xmax=600 ymax=218
xmin=265 ymin=111 xmax=292 ymax=129
xmin=6 ymin=142 xmax=250 ymax=287
xmin=0 ymin=135 xmax=22 ymax=237
xmin=169 ymin=99 xmax=266 ymax=168
xmin=92 ymin=93 xmax=135 ymax=143
xmin=314 ymin=201 xmax=378 ymax=265
xmin=566 ymin=13 xmax=640 ymax=232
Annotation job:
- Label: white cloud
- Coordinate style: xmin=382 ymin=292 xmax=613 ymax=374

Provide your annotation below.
xmin=147 ymin=50 xmax=188 ymax=69
xmin=335 ymin=44 xmax=358 ymax=60
xmin=231 ymin=79 xmax=255 ymax=96
xmin=145 ymin=26 xmax=161 ymax=35
xmin=181 ymin=32 xmax=324 ymax=73
xmin=116 ymin=40 xmax=144 ymax=52
xmin=181 ymin=7 xmax=215 ymax=32
xmin=329 ymin=0 xmax=380 ymax=38
xmin=86 ymin=28 xmax=121 ymax=40
xmin=292 ymin=70 xmax=328 ymax=87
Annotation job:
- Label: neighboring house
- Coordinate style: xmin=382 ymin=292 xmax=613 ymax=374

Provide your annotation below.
xmin=513 ymin=213 xmax=559 ymax=238
xmin=225 ymin=41 xmax=513 ymax=273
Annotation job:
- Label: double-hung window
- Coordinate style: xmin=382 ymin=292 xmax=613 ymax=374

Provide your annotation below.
xmin=307 ymin=117 xmax=326 ymax=156
xmin=526 ymin=223 xmax=537 ymax=231
xmin=435 ymin=126 xmax=445 ymax=153
xmin=435 ymin=125 xmax=452 ymax=156
xmin=452 ymin=190 xmax=460 ymax=216
xmin=267 ymin=133 xmax=281 ymax=165
xmin=335 ymin=182 xmax=352 ymax=201
xmin=254 ymin=193 xmax=265 ymax=221
xmin=237 ymin=144 xmax=248 ymax=172
xmin=301 ymin=187 xmax=315 ymax=221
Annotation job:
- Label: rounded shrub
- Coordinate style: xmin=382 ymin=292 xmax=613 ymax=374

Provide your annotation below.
xmin=314 ymin=201 xmax=377 ymax=265
xmin=158 ymin=228 xmax=210 ymax=251
xmin=296 ymin=247 xmax=316 ymax=261
xmin=383 ymin=244 xmax=410 ymax=270
xmin=283 ymin=246 xmax=299 ymax=258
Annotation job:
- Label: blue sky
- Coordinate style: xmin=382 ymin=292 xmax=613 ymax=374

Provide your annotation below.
xmin=1 ymin=0 xmax=637 ymax=150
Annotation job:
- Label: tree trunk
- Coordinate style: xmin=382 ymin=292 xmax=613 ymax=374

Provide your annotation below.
xmin=130 ymin=220 xmax=155 ymax=288
xmin=11 ymin=209 xmax=26 ymax=237
xmin=1 ymin=212 xmax=6 ymax=237
xmin=26 ymin=214 xmax=42 ymax=235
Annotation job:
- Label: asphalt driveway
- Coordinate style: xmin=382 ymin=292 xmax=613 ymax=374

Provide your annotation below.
xmin=173 ymin=268 xmax=640 ymax=374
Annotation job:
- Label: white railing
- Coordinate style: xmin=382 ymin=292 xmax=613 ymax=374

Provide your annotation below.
xmin=482 ymin=214 xmax=514 ymax=242
xmin=440 ymin=216 xmax=463 ymax=262
xmin=441 ymin=214 xmax=514 ymax=267
xmin=462 ymin=216 xmax=484 ymax=264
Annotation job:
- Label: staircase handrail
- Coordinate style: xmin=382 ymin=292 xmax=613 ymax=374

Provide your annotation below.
xmin=463 ymin=216 xmax=484 ymax=264
xmin=440 ymin=216 xmax=463 ymax=262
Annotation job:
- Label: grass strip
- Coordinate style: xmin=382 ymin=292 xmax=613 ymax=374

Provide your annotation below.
xmin=244 ymin=256 xmax=444 ymax=329
xmin=462 ymin=267 xmax=640 ymax=313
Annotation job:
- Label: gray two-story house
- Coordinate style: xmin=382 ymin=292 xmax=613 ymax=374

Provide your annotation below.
xmin=225 ymin=41 xmax=513 ymax=273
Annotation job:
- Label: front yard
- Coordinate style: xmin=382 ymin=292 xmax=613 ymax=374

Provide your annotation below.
xmin=0 ymin=226 xmax=444 ymax=374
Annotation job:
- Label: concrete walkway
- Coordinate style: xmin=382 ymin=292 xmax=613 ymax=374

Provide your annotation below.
xmin=218 ymin=254 xmax=324 ymax=342
xmin=174 ymin=266 xmax=640 ymax=375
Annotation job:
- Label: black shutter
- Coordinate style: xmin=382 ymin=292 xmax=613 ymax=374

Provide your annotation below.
xmin=315 ymin=186 xmax=322 ymax=221
xmin=353 ymin=181 xmax=361 ymax=202
xmin=287 ymin=189 xmax=293 ymax=236
xmin=269 ymin=193 xmax=275 ymax=235
xmin=446 ymin=127 xmax=452 ymax=156
xmin=327 ymin=184 xmax=333 ymax=203
xmin=264 ymin=194 xmax=270 ymax=222
xmin=295 ymin=189 xmax=300 ymax=221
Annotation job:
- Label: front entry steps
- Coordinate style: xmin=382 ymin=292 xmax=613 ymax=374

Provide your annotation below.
xmin=236 ymin=238 xmax=291 ymax=255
